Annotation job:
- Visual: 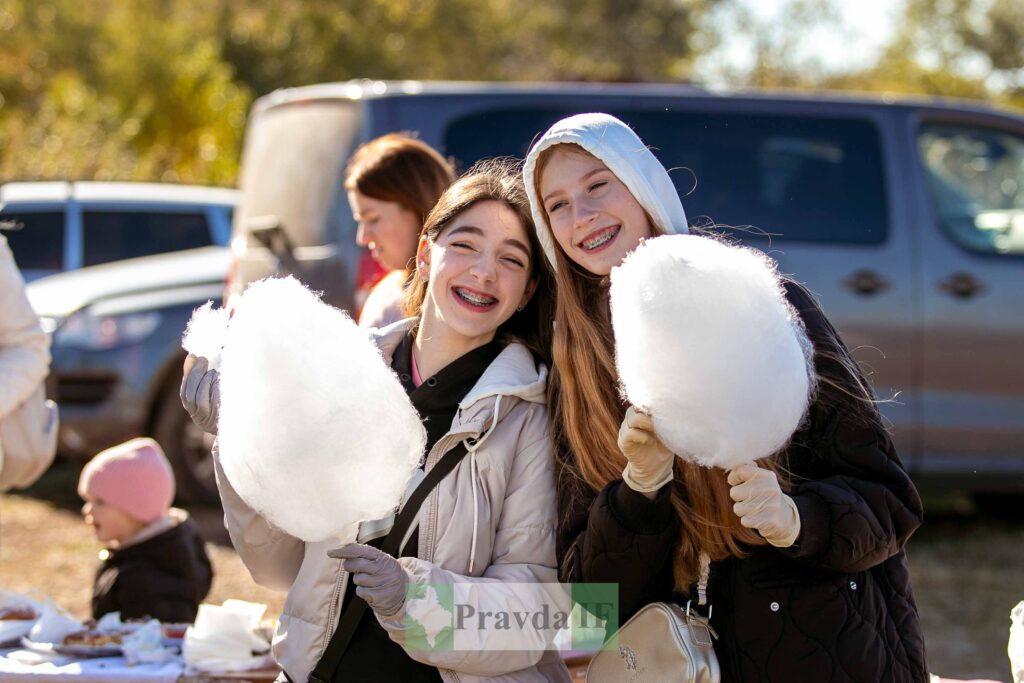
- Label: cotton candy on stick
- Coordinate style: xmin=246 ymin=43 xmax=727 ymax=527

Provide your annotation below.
xmin=610 ymin=235 xmax=815 ymax=470
xmin=182 ymin=301 xmax=230 ymax=370
xmin=181 ymin=277 xmax=426 ymax=542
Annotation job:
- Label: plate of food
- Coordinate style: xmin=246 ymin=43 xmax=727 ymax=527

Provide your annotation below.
xmin=18 ymin=633 xmax=120 ymax=659
xmin=19 ymin=611 xmax=151 ymax=658
xmin=0 ymin=603 xmax=40 ymax=646
xmin=55 ymin=629 xmax=127 ymax=657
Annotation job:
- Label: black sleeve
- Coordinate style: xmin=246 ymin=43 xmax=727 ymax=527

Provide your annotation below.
xmin=779 ymin=281 xmax=924 ymax=572
xmin=557 ymin=460 xmax=680 ymax=621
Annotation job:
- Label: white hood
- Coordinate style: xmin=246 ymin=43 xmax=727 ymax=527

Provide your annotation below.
xmin=371 ymin=318 xmax=547 ymax=412
xmin=523 ymin=112 xmax=689 ymax=270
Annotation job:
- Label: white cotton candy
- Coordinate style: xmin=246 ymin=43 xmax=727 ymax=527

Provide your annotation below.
xmin=610 ymin=234 xmax=815 ymax=470
xmin=184 ymin=276 xmax=425 ymax=542
xmin=181 ymin=301 xmax=230 ymax=370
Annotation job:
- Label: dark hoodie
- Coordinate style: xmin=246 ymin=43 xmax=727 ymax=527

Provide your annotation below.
xmin=92 ymin=514 xmax=212 ymax=623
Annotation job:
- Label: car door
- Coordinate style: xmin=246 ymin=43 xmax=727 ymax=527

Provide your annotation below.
xmin=912 ymin=114 xmax=1024 ymax=486
xmin=667 ymin=102 xmax=917 ymax=464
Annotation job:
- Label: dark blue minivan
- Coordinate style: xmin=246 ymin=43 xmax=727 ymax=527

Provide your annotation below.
xmin=229 ymin=81 xmax=1024 ymax=502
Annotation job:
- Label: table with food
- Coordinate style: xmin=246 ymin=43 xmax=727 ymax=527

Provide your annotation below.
xmin=0 ymin=592 xmax=280 ymax=682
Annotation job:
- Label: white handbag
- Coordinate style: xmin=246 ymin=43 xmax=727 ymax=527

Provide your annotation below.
xmin=0 ymin=384 xmax=59 ymax=491
xmin=586 ymin=552 xmax=719 ymax=683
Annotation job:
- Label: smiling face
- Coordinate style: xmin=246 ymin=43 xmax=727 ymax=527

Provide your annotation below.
xmin=348 ymin=190 xmax=422 ymax=271
xmin=538 ymin=146 xmax=654 ymax=276
xmin=416 ymin=200 xmax=535 ymax=354
xmin=81 ymin=497 xmax=145 ymax=545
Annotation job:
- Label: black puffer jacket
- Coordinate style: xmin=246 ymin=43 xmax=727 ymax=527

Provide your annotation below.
xmin=92 ymin=514 xmax=213 ymax=623
xmin=557 ymin=281 xmax=928 ymax=682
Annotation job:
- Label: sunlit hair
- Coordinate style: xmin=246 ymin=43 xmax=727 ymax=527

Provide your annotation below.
xmin=534 ymin=143 xmax=883 ymax=589
xmin=344 ymin=133 xmax=456 ymax=226
xmin=403 ymin=158 xmax=554 ymax=363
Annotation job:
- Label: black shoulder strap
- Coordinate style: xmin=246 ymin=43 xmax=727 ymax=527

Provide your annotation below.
xmin=308 ymin=441 xmax=471 ymax=683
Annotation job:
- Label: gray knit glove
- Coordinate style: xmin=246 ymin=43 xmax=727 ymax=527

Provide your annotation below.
xmin=328 ymin=543 xmax=409 ymax=617
xmin=180 ymin=355 xmax=220 ymax=435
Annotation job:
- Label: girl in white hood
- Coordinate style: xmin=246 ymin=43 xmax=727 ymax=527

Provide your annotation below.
xmin=183 ymin=161 xmax=570 ymax=683
xmin=523 ymin=113 xmax=927 ymax=682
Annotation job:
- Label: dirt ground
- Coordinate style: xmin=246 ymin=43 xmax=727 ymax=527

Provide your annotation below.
xmin=2 ymin=460 xmax=1021 ymax=682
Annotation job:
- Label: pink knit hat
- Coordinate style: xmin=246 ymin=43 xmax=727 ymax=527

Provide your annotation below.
xmin=78 ymin=437 xmax=175 ymax=523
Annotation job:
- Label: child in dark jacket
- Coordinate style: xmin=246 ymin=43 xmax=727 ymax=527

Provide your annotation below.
xmin=78 ymin=437 xmax=212 ymax=623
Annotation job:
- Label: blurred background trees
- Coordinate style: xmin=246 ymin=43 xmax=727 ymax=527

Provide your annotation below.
xmin=1 ymin=0 xmax=1020 ymax=185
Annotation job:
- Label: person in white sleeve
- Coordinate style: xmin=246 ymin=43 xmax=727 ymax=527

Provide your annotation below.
xmin=0 ymin=230 xmax=57 ymax=491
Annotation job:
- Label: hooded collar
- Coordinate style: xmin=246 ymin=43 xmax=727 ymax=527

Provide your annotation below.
xmin=371 ymin=318 xmax=547 ymax=431
xmin=523 ymin=112 xmax=689 ymax=271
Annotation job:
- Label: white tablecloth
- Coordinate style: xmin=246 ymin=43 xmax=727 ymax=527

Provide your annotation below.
xmin=0 ymin=648 xmax=184 ymax=682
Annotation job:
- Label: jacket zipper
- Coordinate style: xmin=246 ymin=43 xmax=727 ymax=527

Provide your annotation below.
xmin=423 ymin=433 xmax=457 ymax=563
xmin=319 ymin=561 xmax=348 ymax=659
xmin=420 ymin=424 xmax=480 ymax=561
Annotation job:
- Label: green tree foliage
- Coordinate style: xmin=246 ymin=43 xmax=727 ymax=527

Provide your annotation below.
xmin=0 ymin=0 xmax=249 ymax=184
xmin=1 ymin=0 xmax=1019 ymax=185
xmin=695 ymin=0 xmax=841 ymax=89
xmin=0 ymin=0 xmax=718 ymax=184
xmin=697 ymin=0 xmax=1021 ymax=113
xmin=214 ymin=0 xmax=717 ymax=93
xmin=841 ymin=0 xmax=1021 ymax=111
xmin=894 ymin=0 xmax=1023 ymax=90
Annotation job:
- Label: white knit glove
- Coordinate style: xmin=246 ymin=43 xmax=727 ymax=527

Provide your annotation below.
xmin=727 ymin=462 xmax=800 ymax=548
xmin=618 ymin=406 xmax=675 ymax=493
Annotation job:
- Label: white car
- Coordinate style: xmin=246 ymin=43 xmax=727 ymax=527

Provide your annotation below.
xmin=0 ymin=181 xmax=236 ymax=281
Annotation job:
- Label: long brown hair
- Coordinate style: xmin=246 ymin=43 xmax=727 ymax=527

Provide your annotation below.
xmin=344 ymin=133 xmax=456 ymax=225
xmin=535 ymin=143 xmax=881 ymax=590
xmin=404 ymin=158 xmax=554 ymax=364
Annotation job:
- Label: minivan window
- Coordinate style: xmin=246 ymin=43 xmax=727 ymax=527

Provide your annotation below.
xmin=82 ymin=210 xmax=211 ymax=266
xmin=445 ymin=108 xmax=889 ymax=245
xmin=918 ymin=123 xmax=1024 ymax=255
xmin=236 ymin=101 xmax=360 ymax=247
xmin=0 ymin=210 xmax=64 ymax=270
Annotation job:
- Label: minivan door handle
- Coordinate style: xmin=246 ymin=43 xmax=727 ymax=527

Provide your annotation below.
xmin=938 ymin=272 xmax=984 ymax=299
xmin=843 ymin=269 xmax=890 ymax=296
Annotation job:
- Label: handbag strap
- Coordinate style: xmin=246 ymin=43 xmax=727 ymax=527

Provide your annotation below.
xmin=309 ymin=440 xmax=471 ymax=683
xmin=696 ymin=550 xmax=711 ymax=607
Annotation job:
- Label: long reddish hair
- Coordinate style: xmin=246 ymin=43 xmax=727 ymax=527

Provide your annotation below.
xmin=534 ymin=144 xmax=783 ymax=589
